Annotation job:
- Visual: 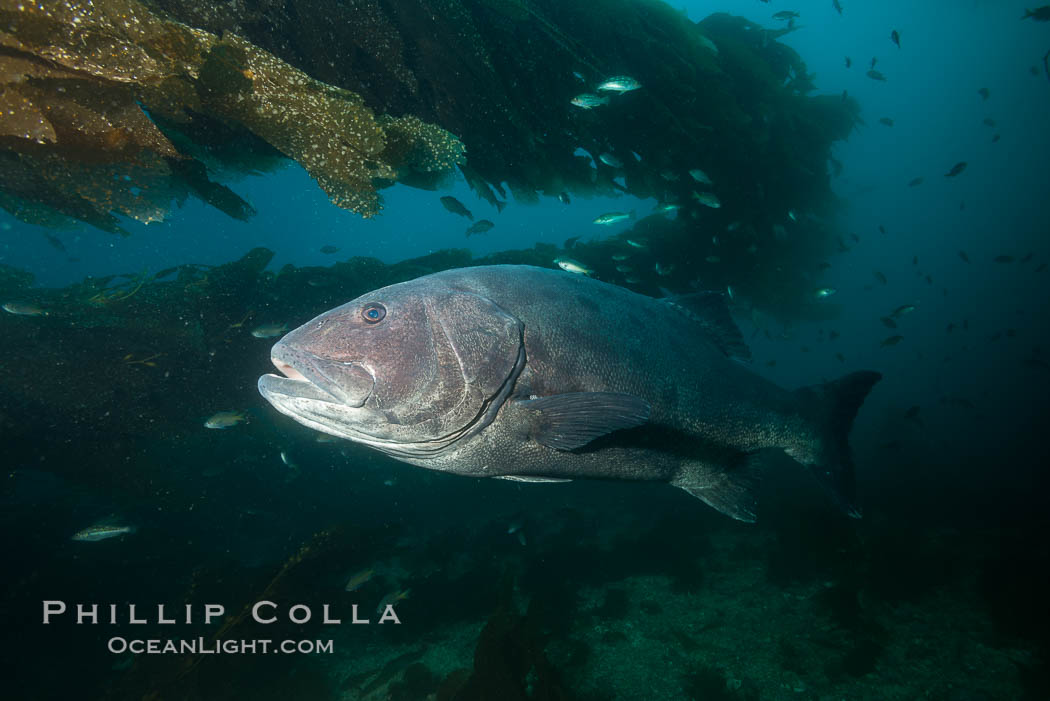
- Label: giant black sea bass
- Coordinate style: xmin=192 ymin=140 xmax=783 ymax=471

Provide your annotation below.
xmin=258 ymin=266 xmax=880 ymax=521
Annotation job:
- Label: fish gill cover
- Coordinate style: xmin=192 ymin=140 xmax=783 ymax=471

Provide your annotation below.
xmin=0 ymin=0 xmax=857 ymax=318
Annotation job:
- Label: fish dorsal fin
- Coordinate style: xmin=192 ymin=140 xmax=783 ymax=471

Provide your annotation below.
xmin=664 ymin=292 xmax=751 ymax=360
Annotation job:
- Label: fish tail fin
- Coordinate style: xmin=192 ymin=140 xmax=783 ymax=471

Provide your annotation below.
xmin=791 ymin=371 xmax=881 ymax=518
xmin=494 ymin=200 xmax=507 ymax=214
xmin=671 ymin=454 xmax=764 ymax=522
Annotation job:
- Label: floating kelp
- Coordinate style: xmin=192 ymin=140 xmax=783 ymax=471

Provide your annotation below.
xmin=146 ymin=2 xmax=856 ymax=205
xmin=3 ymin=0 xmax=859 ymax=218
xmin=2 ymin=0 xmax=860 ymax=316
xmin=142 ymin=0 xmax=858 ymax=314
xmin=0 ymin=0 xmax=465 ymax=224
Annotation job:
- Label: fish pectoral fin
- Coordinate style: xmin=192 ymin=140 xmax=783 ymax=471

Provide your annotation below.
xmin=663 ymin=292 xmax=751 ymax=360
xmin=496 ymin=475 xmax=572 ymax=483
xmin=516 ymin=392 xmax=651 ymax=451
xmin=671 ymin=454 xmax=765 ymax=523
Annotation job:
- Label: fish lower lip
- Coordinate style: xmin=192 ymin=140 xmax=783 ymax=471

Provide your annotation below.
xmin=258 ymin=373 xmax=340 ymax=403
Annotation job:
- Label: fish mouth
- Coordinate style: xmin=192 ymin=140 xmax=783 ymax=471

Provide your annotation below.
xmin=258 ymin=343 xmax=375 ymax=409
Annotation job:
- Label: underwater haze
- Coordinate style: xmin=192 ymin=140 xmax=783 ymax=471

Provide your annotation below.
xmin=2 ymin=1 xmax=1049 ymax=699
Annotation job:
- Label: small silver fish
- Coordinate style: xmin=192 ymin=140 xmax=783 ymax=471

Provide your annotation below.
xmin=615 ymin=265 xmax=633 ymax=273
xmin=593 ymin=211 xmax=634 ymax=225
xmin=571 ymin=93 xmax=609 ymax=109
xmin=2 ymin=301 xmax=47 ymax=316
xmin=611 ymin=254 xmax=630 ymax=261
xmin=204 ymin=411 xmax=247 ymax=429
xmin=507 ymin=520 xmax=523 ymax=535
xmin=251 ymin=322 xmax=288 ymax=339
xmin=554 ymin=257 xmax=594 ymax=276
xmin=626 ymin=239 xmax=648 ymax=249
xmin=813 ymin=287 xmax=837 ymax=299
xmin=507 ymin=520 xmax=527 ymax=546
xmin=691 ymin=191 xmax=721 ymax=209
xmin=689 ymin=168 xmax=713 ymax=185
xmin=654 ymin=202 xmax=681 ymax=214
xmin=465 ymin=219 xmax=495 ymax=237
xmin=440 ymin=196 xmax=474 ymax=221
xmin=596 ymin=75 xmax=642 ymax=93
xmin=891 ymin=304 xmax=917 ymax=318
xmin=72 ymin=524 xmax=136 ymax=542
xmin=599 ymin=153 xmax=624 ymax=168
xmin=376 ymin=588 xmax=411 ymax=615
xmin=345 ymin=568 xmax=376 ymax=592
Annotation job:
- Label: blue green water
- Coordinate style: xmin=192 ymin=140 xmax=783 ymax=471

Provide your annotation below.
xmin=2 ymin=1 xmax=1048 ymax=699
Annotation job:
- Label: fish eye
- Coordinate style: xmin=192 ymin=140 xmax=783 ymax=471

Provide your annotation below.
xmin=361 ymin=303 xmax=386 ymax=324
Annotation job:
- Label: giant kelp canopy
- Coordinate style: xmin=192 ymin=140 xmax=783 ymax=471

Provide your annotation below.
xmin=0 ymin=0 xmax=860 ymax=315
xmin=0 ymin=0 xmax=465 ymax=229
xmin=145 ymin=1 xmax=858 ymax=212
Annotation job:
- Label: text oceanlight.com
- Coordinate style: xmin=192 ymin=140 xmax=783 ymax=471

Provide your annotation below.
xmin=107 ymin=637 xmax=334 ymax=655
